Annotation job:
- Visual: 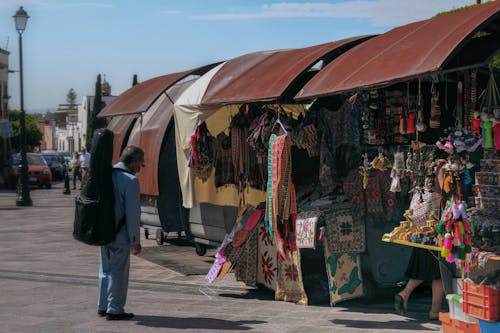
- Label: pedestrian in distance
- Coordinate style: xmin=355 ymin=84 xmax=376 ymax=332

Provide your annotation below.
xmin=79 ymin=147 xmax=91 ymax=190
xmin=97 ymin=145 xmax=144 ymax=320
xmin=70 ymin=152 xmax=82 ymax=190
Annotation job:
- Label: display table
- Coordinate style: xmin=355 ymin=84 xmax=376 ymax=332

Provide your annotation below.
xmin=382 ymin=238 xmax=440 ymax=251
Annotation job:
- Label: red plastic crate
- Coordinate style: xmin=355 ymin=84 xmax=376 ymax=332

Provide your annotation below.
xmin=462 ymin=280 xmax=500 ymax=322
xmin=439 ymin=312 xmax=481 ymax=333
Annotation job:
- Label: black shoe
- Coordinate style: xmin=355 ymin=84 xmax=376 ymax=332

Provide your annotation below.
xmin=97 ymin=310 xmax=106 ymax=317
xmin=394 ymin=294 xmax=407 ymax=315
xmin=106 ymin=312 xmax=134 ymax=321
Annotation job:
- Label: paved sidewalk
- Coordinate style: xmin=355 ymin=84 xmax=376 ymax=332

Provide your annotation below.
xmin=0 ymin=183 xmax=441 ymax=332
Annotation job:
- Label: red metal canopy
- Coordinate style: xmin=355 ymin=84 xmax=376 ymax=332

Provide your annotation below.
xmin=126 ymin=80 xmax=194 ymax=196
xmin=107 ymin=115 xmax=137 ymax=164
xmin=98 ymin=63 xmax=219 ymax=118
xmin=296 ymin=1 xmax=500 ymax=99
xmin=201 ymin=36 xmax=373 ymax=105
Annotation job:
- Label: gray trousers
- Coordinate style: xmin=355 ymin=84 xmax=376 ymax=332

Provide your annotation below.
xmin=98 ymin=245 xmax=130 ymax=314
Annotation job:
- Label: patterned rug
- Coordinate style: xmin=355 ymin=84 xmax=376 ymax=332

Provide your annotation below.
xmin=235 ymin=227 xmax=258 ymax=287
xmin=323 ymin=247 xmax=364 ymax=305
xmin=323 ymin=204 xmax=366 ymax=254
xmin=257 ymin=223 xmax=278 ymax=290
xmin=275 ymin=250 xmax=308 ymax=305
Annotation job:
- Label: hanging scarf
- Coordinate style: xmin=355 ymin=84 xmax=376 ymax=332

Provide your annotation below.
xmin=214 ymin=132 xmax=235 ymax=188
xmin=270 ymin=133 xmax=297 ymax=258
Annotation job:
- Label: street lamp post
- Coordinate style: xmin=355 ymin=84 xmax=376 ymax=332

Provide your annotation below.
xmin=14 ymin=6 xmax=32 ymax=206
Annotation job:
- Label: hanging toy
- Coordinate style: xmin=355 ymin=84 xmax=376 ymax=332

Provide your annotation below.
xmin=494 ymin=109 xmax=500 ymax=150
xmin=438 ymin=200 xmax=472 ymax=263
xmin=429 ymin=85 xmax=441 ymax=129
xmin=390 ymin=151 xmax=405 ymax=192
xmin=360 ymin=153 xmax=371 ymax=190
xmin=472 ymin=111 xmax=481 ymax=135
xmin=481 ymin=111 xmax=494 ymax=148
xmin=416 ymin=106 xmax=427 ymax=132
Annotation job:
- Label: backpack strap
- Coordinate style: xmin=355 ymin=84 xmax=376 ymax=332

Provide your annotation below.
xmin=112 ymin=167 xmax=135 ymax=232
xmin=113 ymin=167 xmax=134 ymax=176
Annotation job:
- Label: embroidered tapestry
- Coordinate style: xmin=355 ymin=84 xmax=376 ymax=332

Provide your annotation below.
xmin=295 ymin=211 xmax=320 ymax=249
xmin=275 ymin=250 xmax=308 ymax=305
xmin=257 ymin=223 xmax=277 ymax=290
xmin=323 ymin=204 xmax=366 ymax=254
xmin=323 ymin=249 xmax=364 ymax=305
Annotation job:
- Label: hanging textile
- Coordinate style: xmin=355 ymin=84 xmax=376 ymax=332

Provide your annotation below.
xmin=275 ymin=250 xmax=308 ymax=305
xmin=295 ymin=211 xmax=320 ymax=249
xmin=235 ymin=228 xmax=259 ymax=287
xmin=268 ymin=133 xmax=297 ymax=258
xmin=189 ymin=122 xmax=215 ymax=181
xmin=323 ymin=203 xmax=366 ymax=254
xmin=323 ymin=233 xmax=364 ymax=306
xmin=317 ymin=96 xmax=362 ymax=190
xmin=343 ymin=168 xmax=397 ymax=223
xmin=257 ymin=223 xmax=278 ymax=290
xmin=214 ymin=132 xmax=235 ymax=188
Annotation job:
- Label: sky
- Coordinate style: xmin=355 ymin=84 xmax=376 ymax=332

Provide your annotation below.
xmin=0 ymin=0 xmax=478 ymax=113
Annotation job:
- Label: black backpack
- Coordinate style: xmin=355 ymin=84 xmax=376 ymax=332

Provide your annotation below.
xmin=73 ymin=128 xmax=127 ymax=245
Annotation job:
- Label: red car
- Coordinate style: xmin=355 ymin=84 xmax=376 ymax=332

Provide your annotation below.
xmin=7 ymin=153 xmax=52 ymax=189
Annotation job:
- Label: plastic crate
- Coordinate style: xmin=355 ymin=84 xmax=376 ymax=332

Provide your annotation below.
xmin=447 ymin=294 xmax=478 ymax=323
xmin=478 ymin=319 xmax=500 ymax=333
xmin=439 ymin=312 xmax=481 ymax=333
xmin=463 ymin=280 xmax=500 ymax=322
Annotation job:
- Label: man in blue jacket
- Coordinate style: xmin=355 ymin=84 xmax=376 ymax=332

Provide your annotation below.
xmin=98 ymin=145 xmax=144 ymax=320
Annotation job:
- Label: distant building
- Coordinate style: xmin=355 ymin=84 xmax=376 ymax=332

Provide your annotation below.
xmin=37 ymin=120 xmax=55 ymax=151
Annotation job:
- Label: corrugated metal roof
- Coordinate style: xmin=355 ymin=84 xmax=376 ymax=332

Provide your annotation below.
xmin=296 ymin=1 xmax=500 ymax=99
xmin=98 ymin=63 xmax=220 ymax=118
xmin=107 ymin=115 xmax=137 ymax=164
xmin=126 ymin=80 xmax=195 ymax=196
xmin=201 ymin=36 xmax=373 ymax=105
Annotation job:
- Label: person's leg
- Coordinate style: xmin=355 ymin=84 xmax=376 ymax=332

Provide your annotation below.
xmin=72 ymin=168 xmax=77 ymax=189
xmin=106 ymin=246 xmax=130 ymax=314
xmin=98 ymin=246 xmax=110 ymax=313
xmin=81 ymin=168 xmax=87 ymax=189
xmin=397 ymin=279 xmax=424 ymax=309
xmin=430 ymin=279 xmax=445 ymax=318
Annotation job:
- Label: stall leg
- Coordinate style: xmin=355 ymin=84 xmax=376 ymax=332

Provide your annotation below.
xmin=156 ymin=229 xmax=164 ymax=245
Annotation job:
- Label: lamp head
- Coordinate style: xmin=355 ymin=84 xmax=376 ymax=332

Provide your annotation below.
xmin=13 ymin=6 xmax=29 ymax=34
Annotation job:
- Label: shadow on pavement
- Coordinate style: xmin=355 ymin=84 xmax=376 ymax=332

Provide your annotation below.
xmin=218 ymin=288 xmax=276 ymax=301
xmin=330 ymin=318 xmax=437 ymax=330
xmin=134 ymin=315 xmax=266 ymax=330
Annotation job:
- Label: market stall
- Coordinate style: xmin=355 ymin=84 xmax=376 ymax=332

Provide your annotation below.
xmin=173 ymin=36 xmax=372 ymax=258
xmin=99 ymin=64 xmax=219 ymax=241
xmin=294 ymin=0 xmax=500 ymax=322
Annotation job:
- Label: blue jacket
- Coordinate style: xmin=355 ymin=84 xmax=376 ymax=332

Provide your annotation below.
xmin=111 ymin=162 xmax=141 ymax=247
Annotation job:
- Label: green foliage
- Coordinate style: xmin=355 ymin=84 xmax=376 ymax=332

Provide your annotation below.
xmin=8 ymin=109 xmax=43 ymax=150
xmin=434 ymin=3 xmax=484 ymax=17
xmin=86 ymin=74 xmax=107 ymax=149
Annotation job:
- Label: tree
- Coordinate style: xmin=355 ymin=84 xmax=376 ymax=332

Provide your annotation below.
xmin=66 ymin=88 xmax=77 ymax=106
xmin=86 ymin=74 xmax=107 ymax=149
xmin=132 ymin=74 xmax=138 ymax=86
xmin=8 ymin=110 xmax=43 ymax=150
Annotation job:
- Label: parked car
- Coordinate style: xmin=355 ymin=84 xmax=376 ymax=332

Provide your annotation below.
xmin=41 ymin=151 xmax=65 ymax=180
xmin=6 ymin=153 xmax=52 ymax=189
